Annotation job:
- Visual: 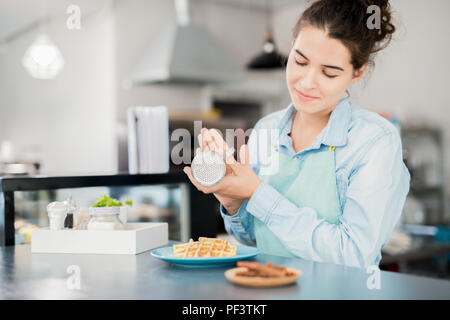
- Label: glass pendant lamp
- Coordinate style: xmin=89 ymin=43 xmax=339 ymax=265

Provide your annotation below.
xmin=247 ymin=0 xmax=287 ymax=70
xmin=22 ymin=33 xmax=64 ymax=80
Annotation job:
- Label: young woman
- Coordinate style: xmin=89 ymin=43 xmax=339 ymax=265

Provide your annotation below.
xmin=183 ymin=0 xmax=410 ymax=269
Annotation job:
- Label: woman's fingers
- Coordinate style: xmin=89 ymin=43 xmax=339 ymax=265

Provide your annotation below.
xmin=197 ymin=128 xmax=213 ymax=152
xmin=209 ymin=129 xmax=227 ymax=155
xmin=205 ymin=129 xmax=217 ymax=152
xmin=227 ymin=144 xmax=251 ymax=175
xmin=197 ymin=128 xmax=242 ymax=171
xmin=225 ymin=164 xmax=234 ymax=176
xmin=207 ymin=128 xmax=238 ymax=167
xmin=199 ymin=128 xmax=232 ymax=156
xmin=239 ymin=144 xmax=250 ymax=167
xmin=198 ymin=128 xmax=210 ymax=152
xmin=199 ymin=128 xmax=228 ymax=154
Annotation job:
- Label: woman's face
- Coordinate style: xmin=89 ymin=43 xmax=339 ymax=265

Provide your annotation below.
xmin=286 ymin=25 xmax=365 ymax=116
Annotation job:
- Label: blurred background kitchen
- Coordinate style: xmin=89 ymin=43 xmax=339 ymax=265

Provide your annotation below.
xmin=1 ymin=0 xmax=449 ymax=279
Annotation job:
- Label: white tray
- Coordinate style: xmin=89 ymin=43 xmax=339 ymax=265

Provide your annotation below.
xmin=31 ymin=222 xmax=168 ymax=255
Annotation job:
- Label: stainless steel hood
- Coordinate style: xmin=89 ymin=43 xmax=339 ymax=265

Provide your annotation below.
xmin=130 ymin=0 xmax=241 ymax=85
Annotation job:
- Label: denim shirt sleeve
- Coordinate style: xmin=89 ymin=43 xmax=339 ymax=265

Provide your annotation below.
xmin=220 ymin=202 xmax=256 ymax=246
xmin=246 ymin=131 xmax=411 ymax=268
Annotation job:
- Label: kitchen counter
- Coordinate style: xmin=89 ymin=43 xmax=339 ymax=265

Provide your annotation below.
xmin=1 ymin=244 xmax=450 ymax=300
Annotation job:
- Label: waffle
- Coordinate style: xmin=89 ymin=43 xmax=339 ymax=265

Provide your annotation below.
xmin=173 ymin=237 xmax=237 ymax=257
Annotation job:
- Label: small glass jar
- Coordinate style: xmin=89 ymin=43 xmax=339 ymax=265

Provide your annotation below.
xmin=63 ymin=196 xmax=78 ymax=229
xmin=75 ymin=208 xmax=90 ymax=230
xmin=47 ymin=201 xmax=68 ymax=230
xmin=87 ymin=207 xmax=125 ymax=230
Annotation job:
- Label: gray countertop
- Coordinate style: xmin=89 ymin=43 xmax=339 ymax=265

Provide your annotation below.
xmin=1 ymin=244 xmax=449 ymax=300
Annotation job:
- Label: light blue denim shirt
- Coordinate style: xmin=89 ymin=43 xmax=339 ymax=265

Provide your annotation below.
xmin=220 ymin=97 xmax=411 ymax=268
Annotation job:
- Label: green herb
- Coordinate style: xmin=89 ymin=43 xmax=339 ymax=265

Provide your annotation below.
xmin=92 ymin=195 xmax=133 ymax=207
xmin=92 ymin=195 xmax=122 ymax=207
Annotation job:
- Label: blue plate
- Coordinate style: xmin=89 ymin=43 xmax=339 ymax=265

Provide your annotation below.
xmin=151 ymin=245 xmax=260 ymax=267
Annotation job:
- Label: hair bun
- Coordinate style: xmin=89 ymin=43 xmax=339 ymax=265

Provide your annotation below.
xmin=356 ymin=0 xmax=389 ymax=8
xmin=356 ymin=0 xmax=396 ymax=51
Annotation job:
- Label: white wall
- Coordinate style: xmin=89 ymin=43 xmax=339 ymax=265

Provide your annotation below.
xmin=0 ymin=7 xmax=117 ymax=174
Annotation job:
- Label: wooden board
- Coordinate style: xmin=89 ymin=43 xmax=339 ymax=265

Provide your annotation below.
xmin=224 ymin=267 xmax=302 ymax=287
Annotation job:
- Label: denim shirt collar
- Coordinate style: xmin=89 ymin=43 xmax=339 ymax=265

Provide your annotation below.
xmin=278 ymin=95 xmax=352 ymax=151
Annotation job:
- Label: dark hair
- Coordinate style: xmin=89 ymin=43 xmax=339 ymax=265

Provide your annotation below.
xmin=292 ymin=0 xmax=396 ymax=72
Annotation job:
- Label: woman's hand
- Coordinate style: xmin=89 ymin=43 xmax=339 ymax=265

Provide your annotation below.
xmin=183 ymin=128 xmax=262 ymax=215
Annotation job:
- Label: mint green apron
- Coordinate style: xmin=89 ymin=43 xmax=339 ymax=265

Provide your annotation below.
xmin=254 ymin=144 xmax=342 ymax=257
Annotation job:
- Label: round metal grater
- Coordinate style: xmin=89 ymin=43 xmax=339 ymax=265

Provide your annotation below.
xmin=191 ymin=148 xmax=234 ymax=186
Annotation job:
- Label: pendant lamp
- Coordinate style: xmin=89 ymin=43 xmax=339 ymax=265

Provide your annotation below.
xmin=22 ymin=3 xmax=64 ymax=80
xmin=247 ymin=0 xmax=287 ymax=70
xmin=22 ymin=33 xmax=64 ymax=80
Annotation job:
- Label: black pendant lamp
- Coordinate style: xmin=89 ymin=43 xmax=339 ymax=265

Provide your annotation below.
xmin=247 ymin=0 xmax=287 ymax=70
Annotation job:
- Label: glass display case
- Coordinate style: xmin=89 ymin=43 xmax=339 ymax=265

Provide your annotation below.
xmin=12 ymin=184 xmax=189 ymax=245
xmin=0 ymin=173 xmax=218 ymax=246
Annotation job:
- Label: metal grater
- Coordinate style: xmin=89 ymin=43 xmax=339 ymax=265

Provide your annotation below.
xmin=191 ymin=148 xmax=234 ymax=186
